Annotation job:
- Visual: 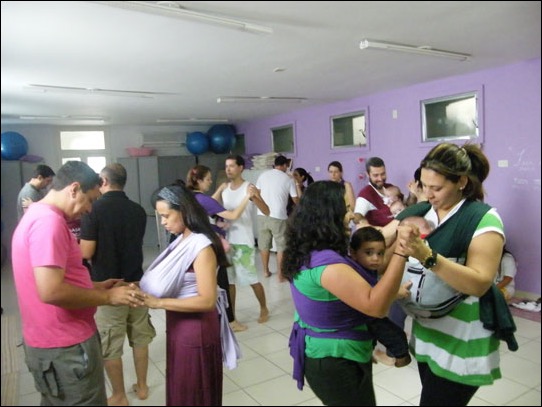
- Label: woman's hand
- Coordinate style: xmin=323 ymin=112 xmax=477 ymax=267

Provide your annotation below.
xmin=395 ymin=224 xmax=424 ymax=258
xmin=142 ymin=292 xmax=162 ymax=309
xmin=248 ymin=183 xmax=260 ymax=199
xmin=344 ymin=209 xmax=355 ymax=224
xmin=215 ymin=182 xmax=227 ymax=193
xmin=107 ymin=283 xmax=145 ymax=307
xmin=21 ymin=197 xmax=34 ymax=209
xmin=407 ymin=180 xmax=418 ymax=195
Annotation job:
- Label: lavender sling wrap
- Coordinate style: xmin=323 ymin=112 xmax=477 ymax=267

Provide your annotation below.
xmin=289 ymin=250 xmax=376 ymax=390
xmin=140 ymin=232 xmax=241 ymax=370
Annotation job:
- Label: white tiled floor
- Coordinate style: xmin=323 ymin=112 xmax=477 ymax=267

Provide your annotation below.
xmin=3 ymin=247 xmax=541 ymax=406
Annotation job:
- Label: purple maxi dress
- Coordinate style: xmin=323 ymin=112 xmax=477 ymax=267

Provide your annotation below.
xmin=165 ymin=269 xmax=223 ymax=406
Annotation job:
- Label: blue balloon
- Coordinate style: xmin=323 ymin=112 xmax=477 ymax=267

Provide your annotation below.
xmin=1 ymin=131 xmax=29 ymax=160
xmin=186 ymin=131 xmax=209 ymax=155
xmin=208 ymin=125 xmax=235 ymax=154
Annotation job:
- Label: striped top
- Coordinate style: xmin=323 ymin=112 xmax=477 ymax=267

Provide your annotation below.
xmin=410 ymin=205 xmax=505 ymax=386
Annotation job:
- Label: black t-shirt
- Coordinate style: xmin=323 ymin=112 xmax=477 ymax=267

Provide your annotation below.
xmin=80 ymin=191 xmax=147 ymax=282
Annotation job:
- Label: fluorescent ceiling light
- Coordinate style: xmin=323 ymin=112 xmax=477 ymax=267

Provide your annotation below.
xmin=157 ymin=118 xmax=229 ymax=123
xmin=25 ymin=84 xmax=175 ymax=99
xmin=90 ymin=1 xmax=273 ymax=35
xmin=19 ymin=115 xmax=108 ymax=122
xmin=217 ymin=96 xmax=307 ymax=103
xmin=359 ymin=39 xmax=470 ymax=61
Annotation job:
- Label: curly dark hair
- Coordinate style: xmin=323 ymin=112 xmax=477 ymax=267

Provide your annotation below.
xmin=282 ymin=181 xmax=349 ymax=281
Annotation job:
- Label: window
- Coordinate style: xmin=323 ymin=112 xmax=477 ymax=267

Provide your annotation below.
xmin=421 ymin=91 xmax=480 ymax=143
xmin=271 ymin=124 xmax=295 ymax=154
xmin=60 ymin=130 xmax=108 ymax=173
xmin=331 ymin=110 xmax=368 ymax=149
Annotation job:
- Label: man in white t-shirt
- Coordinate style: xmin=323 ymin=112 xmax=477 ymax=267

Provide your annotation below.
xmin=216 ymin=155 xmax=271 ymax=325
xmin=256 ymin=155 xmax=298 ymax=279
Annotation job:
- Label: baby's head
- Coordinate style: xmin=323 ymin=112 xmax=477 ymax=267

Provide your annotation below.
xmin=384 ymin=185 xmax=404 ymax=203
xmin=350 ymin=226 xmax=386 ymax=271
xmin=400 ymin=216 xmax=433 ymax=238
xmin=390 ymin=200 xmax=406 ymax=216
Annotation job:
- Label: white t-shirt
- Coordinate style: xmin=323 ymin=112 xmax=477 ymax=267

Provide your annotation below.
xmin=221 ymin=181 xmax=255 ymax=246
xmin=256 ymin=168 xmax=297 ymax=220
xmin=495 ymin=252 xmax=517 ymax=298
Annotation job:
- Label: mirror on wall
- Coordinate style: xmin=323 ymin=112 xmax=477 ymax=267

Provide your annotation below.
xmin=421 ymin=91 xmax=480 ymax=143
xmin=331 ymin=110 xmax=367 ymax=149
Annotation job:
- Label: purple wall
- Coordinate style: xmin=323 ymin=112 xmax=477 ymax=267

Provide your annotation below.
xmin=238 ymin=59 xmax=541 ymax=296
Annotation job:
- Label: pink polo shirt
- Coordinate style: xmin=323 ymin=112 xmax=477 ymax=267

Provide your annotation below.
xmin=12 ymin=202 xmax=96 ymax=348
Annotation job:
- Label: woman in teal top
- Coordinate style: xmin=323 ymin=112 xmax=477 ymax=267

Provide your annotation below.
xmin=392 ymin=143 xmax=505 ymax=406
xmin=282 ymin=181 xmax=414 ymax=406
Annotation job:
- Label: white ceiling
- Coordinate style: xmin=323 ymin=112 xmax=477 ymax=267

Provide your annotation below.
xmin=1 ymin=1 xmax=540 ymax=127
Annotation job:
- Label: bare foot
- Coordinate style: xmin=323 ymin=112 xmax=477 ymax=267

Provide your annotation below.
xmin=258 ymin=308 xmax=270 ymax=323
xmin=230 ymin=320 xmax=248 ymax=332
xmin=132 ymin=383 xmax=149 ymax=400
xmin=263 ymin=271 xmax=272 ymax=278
xmin=107 ymin=395 xmax=129 ymax=406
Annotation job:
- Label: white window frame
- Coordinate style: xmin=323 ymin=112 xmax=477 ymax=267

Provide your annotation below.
xmin=59 ymin=128 xmax=110 ymax=173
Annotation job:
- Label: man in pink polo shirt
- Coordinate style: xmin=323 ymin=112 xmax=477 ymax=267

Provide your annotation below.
xmin=12 ymin=161 xmax=144 ymax=406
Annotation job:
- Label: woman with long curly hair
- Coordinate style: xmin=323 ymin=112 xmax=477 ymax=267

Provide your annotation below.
xmin=283 ymin=180 xmax=413 ymax=406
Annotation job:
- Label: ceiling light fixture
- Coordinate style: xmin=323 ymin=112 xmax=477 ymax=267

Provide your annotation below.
xmin=25 ymin=84 xmax=175 ymax=98
xmin=90 ymin=1 xmax=273 ymax=35
xmin=156 ymin=118 xmax=229 ymax=123
xmin=359 ymin=39 xmax=471 ymax=61
xmin=217 ymin=96 xmax=307 ymax=103
xmin=19 ymin=115 xmax=108 ymax=122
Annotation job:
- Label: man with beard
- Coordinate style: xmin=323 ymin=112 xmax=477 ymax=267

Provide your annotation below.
xmin=354 ymin=157 xmax=407 ymax=368
xmin=354 ymin=157 xmax=397 ymax=227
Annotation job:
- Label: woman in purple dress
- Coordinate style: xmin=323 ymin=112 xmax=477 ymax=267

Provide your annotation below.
xmin=140 ymin=184 xmax=232 ymax=406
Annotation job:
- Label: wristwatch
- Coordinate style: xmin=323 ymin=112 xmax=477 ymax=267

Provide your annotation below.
xmin=422 ymin=248 xmax=438 ymax=269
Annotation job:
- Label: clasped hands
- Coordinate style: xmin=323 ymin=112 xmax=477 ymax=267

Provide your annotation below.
xmin=395 ymin=224 xmax=427 ymax=262
xmin=97 ymin=279 xmax=146 ymax=307
xmin=247 ymin=183 xmax=261 ymax=200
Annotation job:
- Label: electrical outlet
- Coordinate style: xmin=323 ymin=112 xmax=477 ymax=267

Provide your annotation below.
xmin=315 ymin=166 xmax=320 ymax=172
xmin=392 ymin=109 xmax=398 ymax=119
xmin=498 ymin=160 xmax=509 ymax=167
